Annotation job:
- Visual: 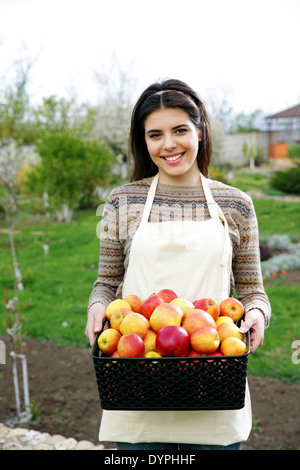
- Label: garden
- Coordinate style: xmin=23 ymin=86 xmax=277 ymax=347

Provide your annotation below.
xmin=0 ymin=79 xmax=300 ymax=449
xmin=0 ymin=164 xmax=300 ymax=450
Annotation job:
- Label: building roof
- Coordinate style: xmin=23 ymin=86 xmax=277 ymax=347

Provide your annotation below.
xmin=266 ymin=104 xmax=300 ymax=119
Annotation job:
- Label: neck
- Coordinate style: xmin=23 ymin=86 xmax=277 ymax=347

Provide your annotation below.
xmin=157 ymin=170 xmax=202 ymax=187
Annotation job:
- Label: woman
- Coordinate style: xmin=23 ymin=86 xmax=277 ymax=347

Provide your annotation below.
xmin=85 ymin=79 xmax=271 ymax=450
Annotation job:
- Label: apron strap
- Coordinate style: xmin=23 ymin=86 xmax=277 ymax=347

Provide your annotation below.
xmin=200 ymin=174 xmax=230 ymax=266
xmin=140 ymin=173 xmax=159 ymax=225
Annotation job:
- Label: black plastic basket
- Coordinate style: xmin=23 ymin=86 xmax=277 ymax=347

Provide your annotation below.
xmin=90 ymin=330 xmax=250 ymax=411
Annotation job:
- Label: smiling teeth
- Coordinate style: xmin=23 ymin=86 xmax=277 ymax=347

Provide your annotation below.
xmin=164 ymin=154 xmax=183 ymax=161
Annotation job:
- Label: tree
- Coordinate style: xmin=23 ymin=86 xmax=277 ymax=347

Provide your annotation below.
xmin=93 ymin=54 xmax=136 ymax=174
xmin=0 ymin=52 xmax=37 ymax=143
xmin=229 ymin=109 xmax=266 ymax=133
xmin=33 ymin=95 xmax=97 ymax=139
xmin=27 ymin=133 xmax=115 ymax=209
xmin=0 ymin=139 xmax=32 ymax=424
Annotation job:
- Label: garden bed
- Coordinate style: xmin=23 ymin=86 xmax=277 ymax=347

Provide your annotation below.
xmin=1 ymin=333 xmax=300 ymax=450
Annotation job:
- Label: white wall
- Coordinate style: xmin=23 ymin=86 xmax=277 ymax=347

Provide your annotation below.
xmin=216 ymin=131 xmax=269 ymax=166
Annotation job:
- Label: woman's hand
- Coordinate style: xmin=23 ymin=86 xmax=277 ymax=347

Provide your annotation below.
xmin=239 ymin=309 xmax=265 ymax=354
xmin=85 ymin=302 xmax=106 ymax=346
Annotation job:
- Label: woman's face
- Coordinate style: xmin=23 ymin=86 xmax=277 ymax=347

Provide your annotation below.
xmin=144 ymin=107 xmax=201 ymax=185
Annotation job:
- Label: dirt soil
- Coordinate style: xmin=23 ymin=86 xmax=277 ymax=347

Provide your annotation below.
xmin=1 ymin=329 xmax=300 ymax=451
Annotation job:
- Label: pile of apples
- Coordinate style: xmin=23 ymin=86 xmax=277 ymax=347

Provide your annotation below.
xmin=97 ymin=289 xmax=248 ymax=359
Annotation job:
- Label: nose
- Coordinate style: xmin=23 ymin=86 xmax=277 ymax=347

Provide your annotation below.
xmin=163 ymin=134 xmax=176 ymax=151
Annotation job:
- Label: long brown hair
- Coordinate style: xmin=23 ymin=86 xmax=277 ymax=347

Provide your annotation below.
xmin=129 ymin=79 xmax=212 ymax=182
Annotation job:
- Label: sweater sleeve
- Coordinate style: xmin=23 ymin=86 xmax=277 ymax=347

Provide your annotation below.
xmin=88 ymin=189 xmax=125 ymax=310
xmin=231 ymin=195 xmax=271 ymax=328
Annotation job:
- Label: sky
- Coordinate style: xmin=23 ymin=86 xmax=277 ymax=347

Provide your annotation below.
xmin=0 ymin=0 xmax=300 ymax=117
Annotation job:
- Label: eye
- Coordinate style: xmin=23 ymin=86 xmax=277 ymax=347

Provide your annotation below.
xmin=176 ymin=128 xmax=188 ymax=134
xmin=148 ymin=133 xmax=161 ymax=139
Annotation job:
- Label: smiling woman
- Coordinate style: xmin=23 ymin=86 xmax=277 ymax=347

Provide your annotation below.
xmin=144 ymin=107 xmax=201 ymax=186
xmin=129 ymin=81 xmax=212 ymax=182
xmin=86 ymin=78 xmax=271 ymax=451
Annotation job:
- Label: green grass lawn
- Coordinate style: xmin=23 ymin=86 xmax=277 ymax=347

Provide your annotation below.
xmin=1 ymin=175 xmax=300 ymax=383
xmin=253 ymin=199 xmax=300 ymax=237
xmin=0 ymin=208 xmax=100 ymax=348
xmin=247 ymin=282 xmax=300 ymax=383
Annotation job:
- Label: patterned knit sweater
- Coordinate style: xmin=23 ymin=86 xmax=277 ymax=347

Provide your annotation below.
xmin=88 ymin=176 xmax=271 ymax=328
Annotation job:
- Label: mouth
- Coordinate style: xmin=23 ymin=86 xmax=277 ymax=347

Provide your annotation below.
xmin=161 ymin=152 xmax=185 ymax=164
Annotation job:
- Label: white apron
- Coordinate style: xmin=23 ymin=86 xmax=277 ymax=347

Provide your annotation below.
xmin=99 ymin=173 xmax=252 ymax=446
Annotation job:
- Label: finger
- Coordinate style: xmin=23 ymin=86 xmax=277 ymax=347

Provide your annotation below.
xmin=239 ymin=318 xmax=254 ymax=334
xmin=85 ymin=317 xmax=100 ymax=346
xmin=249 ymin=330 xmax=264 ymax=353
xmin=85 ymin=324 xmax=96 ymax=347
xmin=94 ymin=319 xmax=103 ymax=334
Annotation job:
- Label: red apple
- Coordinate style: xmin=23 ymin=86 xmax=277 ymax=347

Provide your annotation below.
xmin=190 ymin=326 xmax=220 ymax=355
xmin=110 ymin=350 xmax=120 ymax=357
xmin=97 ymin=328 xmax=121 ymax=355
xmin=157 ymin=288 xmax=177 ymax=303
xmin=155 ymin=325 xmax=190 ymax=357
xmin=193 ymin=298 xmax=220 ymax=322
xmin=187 ymin=349 xmax=203 ymax=357
xmin=217 ymin=321 xmax=244 ymax=342
xmin=182 ymin=309 xmax=216 ymax=336
xmin=119 ymin=312 xmax=149 ymax=339
xmin=140 ymin=294 xmax=164 ymax=320
xmin=123 ymin=294 xmax=142 ymax=313
xmin=117 ymin=333 xmax=145 ymax=357
xmin=206 ymin=351 xmax=224 ymax=361
xmin=219 ymin=297 xmax=244 ymax=323
xmin=220 ymin=336 xmax=247 ymax=356
xmin=150 ymin=303 xmax=183 ymax=332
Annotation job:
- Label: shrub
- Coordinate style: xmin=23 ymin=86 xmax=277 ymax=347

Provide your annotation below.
xmin=261 ymin=251 xmax=300 ymax=277
xmin=259 ymin=243 xmax=272 ymax=261
xmin=270 ymin=166 xmax=300 ymax=195
xmin=288 ymin=144 xmax=300 ymax=164
xmin=26 ymin=134 xmax=115 ymax=209
xmin=266 ymin=234 xmax=292 ymax=251
xmin=208 ymin=166 xmax=228 ymax=184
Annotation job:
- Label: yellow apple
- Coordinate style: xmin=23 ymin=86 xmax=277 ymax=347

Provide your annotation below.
xmin=123 ymin=294 xmax=142 ymax=313
xmin=190 ymin=326 xmax=220 ymax=355
xmin=144 ymin=351 xmax=162 ymax=358
xmin=215 ymin=316 xmax=234 ymax=328
xmin=110 ymin=308 xmax=132 ymax=331
xmin=143 ymin=328 xmax=157 ymax=353
xmin=119 ymin=312 xmax=149 ymax=339
xmin=170 ymin=298 xmax=194 ymax=322
xmin=97 ymin=328 xmax=121 ymax=355
xmin=220 ymin=336 xmax=247 ymax=356
xmin=150 ymin=303 xmax=183 ymax=333
xmin=217 ymin=322 xmax=244 ymax=342
xmin=105 ymin=299 xmax=132 ymax=321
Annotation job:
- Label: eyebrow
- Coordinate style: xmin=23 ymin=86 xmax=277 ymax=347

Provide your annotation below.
xmin=146 ymin=124 xmax=190 ymax=134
